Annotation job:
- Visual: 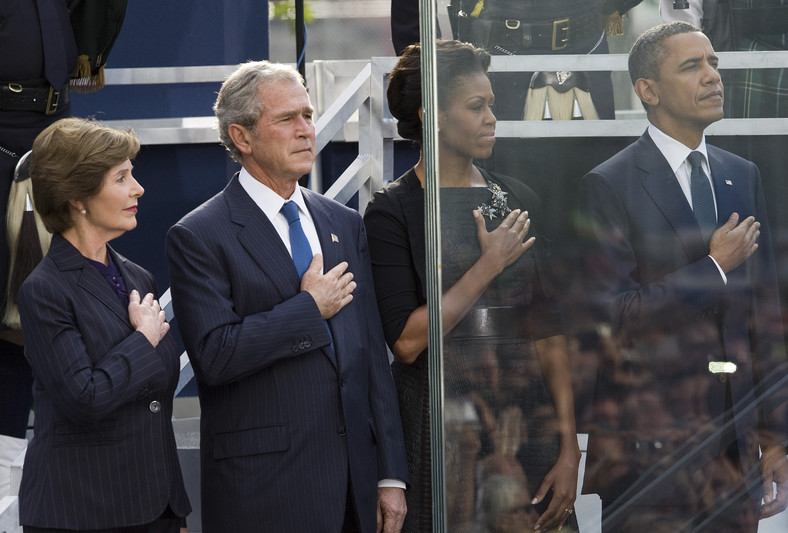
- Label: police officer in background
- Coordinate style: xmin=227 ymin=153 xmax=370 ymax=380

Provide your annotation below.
xmin=449 ymin=0 xmax=643 ymax=121
xmin=0 ymin=0 xmax=76 ymax=495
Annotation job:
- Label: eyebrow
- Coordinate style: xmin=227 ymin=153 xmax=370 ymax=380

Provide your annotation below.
xmin=272 ymin=106 xmax=314 ymax=119
xmin=678 ymin=54 xmax=719 ymax=69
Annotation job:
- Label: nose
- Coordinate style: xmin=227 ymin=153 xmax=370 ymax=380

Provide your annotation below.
xmin=486 ymin=104 xmax=497 ymax=125
xmin=130 ymin=174 xmax=145 ymax=197
xmin=703 ymin=61 xmax=721 ymax=85
xmin=296 ymin=115 xmax=315 ymax=137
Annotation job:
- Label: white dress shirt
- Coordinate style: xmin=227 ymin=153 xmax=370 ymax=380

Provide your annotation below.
xmin=648 ymin=124 xmax=726 ymax=283
xmin=239 ymin=168 xmax=323 ymax=269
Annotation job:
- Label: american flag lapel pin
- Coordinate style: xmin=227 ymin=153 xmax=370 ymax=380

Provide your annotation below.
xmin=331 ymin=233 xmax=339 ymax=243
xmin=725 ymin=179 xmax=732 ymax=186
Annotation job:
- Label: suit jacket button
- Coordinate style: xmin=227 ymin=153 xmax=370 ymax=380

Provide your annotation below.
xmin=304 ymin=341 xmax=311 ymax=348
xmin=149 ymin=400 xmax=162 ymax=413
xmin=338 ymin=425 xmax=346 ymax=436
xmin=718 ymin=374 xmax=728 ymax=384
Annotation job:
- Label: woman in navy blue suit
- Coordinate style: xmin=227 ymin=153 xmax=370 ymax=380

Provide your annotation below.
xmin=17 ymin=118 xmax=190 ymax=532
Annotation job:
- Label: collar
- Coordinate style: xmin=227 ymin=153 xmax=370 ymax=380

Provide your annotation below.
xmin=648 ymin=123 xmax=710 ymax=175
xmin=238 ymin=167 xmax=312 ymax=224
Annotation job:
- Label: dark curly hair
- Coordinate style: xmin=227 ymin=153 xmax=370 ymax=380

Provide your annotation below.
xmin=387 ymin=40 xmax=491 ymax=144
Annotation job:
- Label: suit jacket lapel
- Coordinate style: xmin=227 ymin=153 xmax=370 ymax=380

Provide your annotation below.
xmin=302 ymin=190 xmax=341 ymax=368
xmin=708 ymin=147 xmax=740 ymax=225
xmin=49 ymin=235 xmax=128 ymax=322
xmin=637 ymin=133 xmax=708 ymax=259
xmin=224 ymin=176 xmax=300 ymax=300
xmin=302 ymin=189 xmax=339 ymax=271
xmin=111 ymin=247 xmax=143 ymax=294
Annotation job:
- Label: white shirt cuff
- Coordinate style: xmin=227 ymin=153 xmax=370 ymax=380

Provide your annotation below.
xmin=709 ymin=255 xmax=727 ymax=285
xmin=378 ymin=478 xmax=406 ymax=489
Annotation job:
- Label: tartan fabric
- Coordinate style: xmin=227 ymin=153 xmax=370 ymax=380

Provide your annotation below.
xmin=724 ymin=0 xmax=788 ymax=118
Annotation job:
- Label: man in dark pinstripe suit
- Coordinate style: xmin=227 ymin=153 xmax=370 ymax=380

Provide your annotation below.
xmin=166 ymin=61 xmax=409 ymax=533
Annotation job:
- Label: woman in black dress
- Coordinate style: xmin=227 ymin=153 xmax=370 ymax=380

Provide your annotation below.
xmin=364 ymin=41 xmax=580 ymax=532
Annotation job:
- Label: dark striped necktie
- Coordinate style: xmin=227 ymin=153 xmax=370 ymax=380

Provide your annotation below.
xmin=688 ymin=151 xmax=716 ymax=243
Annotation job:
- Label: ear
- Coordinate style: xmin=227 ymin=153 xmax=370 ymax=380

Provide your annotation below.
xmin=227 ymin=124 xmax=253 ymax=156
xmin=634 ymin=78 xmax=659 ymax=108
xmin=68 ymin=199 xmax=85 ymax=213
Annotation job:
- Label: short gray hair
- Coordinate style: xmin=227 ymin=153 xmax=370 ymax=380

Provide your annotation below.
xmin=214 ymin=61 xmax=304 ymax=161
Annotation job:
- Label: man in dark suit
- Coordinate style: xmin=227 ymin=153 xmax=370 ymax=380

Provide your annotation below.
xmin=166 ymin=61 xmax=409 ymax=533
xmin=577 ymin=22 xmax=788 ymax=532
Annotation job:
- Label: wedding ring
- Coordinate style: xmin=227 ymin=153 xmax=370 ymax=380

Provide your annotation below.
xmin=564 ymin=508 xmax=573 ymax=515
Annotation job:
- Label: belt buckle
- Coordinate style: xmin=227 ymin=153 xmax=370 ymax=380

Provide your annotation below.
xmin=552 ymin=18 xmax=570 ymax=51
xmin=45 ymin=86 xmax=60 ymax=115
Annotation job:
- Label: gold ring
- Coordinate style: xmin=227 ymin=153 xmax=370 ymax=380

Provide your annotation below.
xmin=564 ymin=508 xmax=573 ymax=514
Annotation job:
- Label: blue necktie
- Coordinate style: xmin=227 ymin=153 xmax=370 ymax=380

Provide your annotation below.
xmin=281 ymin=201 xmax=334 ymax=353
xmin=688 ymin=151 xmax=716 ymax=243
xmin=281 ymin=201 xmax=313 ymax=278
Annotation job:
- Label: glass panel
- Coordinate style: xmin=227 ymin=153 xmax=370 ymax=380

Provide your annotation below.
xmin=397 ymin=1 xmax=788 ymax=532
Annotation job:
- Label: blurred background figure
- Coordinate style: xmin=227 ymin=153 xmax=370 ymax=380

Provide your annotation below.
xmin=17 ymin=118 xmax=190 ymax=532
xmin=391 ymin=0 xmax=442 ymax=54
xmin=0 ymin=0 xmax=76 ymax=497
xmin=473 ymin=475 xmax=542 ymax=533
xmin=448 ymin=0 xmax=644 ymax=121
xmin=0 ymin=0 xmax=127 ymax=497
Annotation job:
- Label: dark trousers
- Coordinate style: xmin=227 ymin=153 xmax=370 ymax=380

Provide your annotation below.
xmin=1 ymin=107 xmax=70 ymax=439
xmin=341 ymin=479 xmax=361 ymax=533
xmin=0 ymin=339 xmax=33 ymax=437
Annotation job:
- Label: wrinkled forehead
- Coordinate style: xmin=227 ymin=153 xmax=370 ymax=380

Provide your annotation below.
xmin=660 ymin=31 xmax=716 ymax=68
xmin=259 ymin=80 xmax=313 ymax=114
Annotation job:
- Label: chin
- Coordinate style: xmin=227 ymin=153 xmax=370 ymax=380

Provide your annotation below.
xmin=472 ymin=148 xmax=495 ymax=160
